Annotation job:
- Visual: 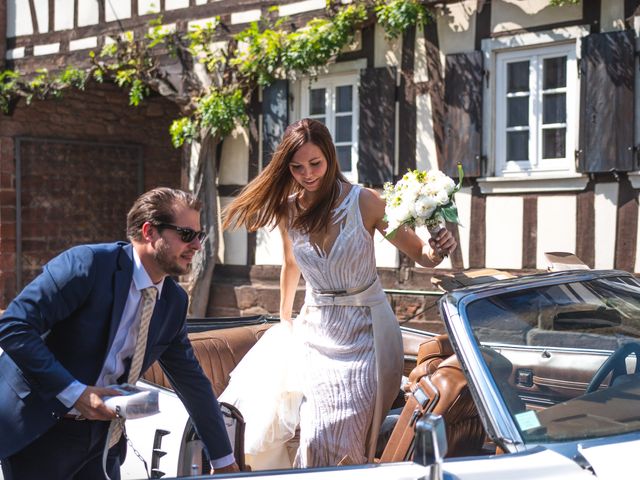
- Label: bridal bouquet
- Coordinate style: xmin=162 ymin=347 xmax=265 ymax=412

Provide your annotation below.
xmin=382 ymin=164 xmax=463 ymax=239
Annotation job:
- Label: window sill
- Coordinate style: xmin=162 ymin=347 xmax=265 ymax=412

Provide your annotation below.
xmin=477 ymin=174 xmax=589 ymax=194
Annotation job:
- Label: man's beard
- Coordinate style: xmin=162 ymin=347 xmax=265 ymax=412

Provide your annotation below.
xmin=154 ymin=240 xmax=192 ymax=276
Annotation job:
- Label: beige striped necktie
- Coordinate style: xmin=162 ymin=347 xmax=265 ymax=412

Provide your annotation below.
xmin=107 ymin=286 xmax=158 ymax=448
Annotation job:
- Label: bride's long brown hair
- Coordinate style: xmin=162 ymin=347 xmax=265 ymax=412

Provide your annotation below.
xmin=223 ymin=118 xmax=348 ymax=233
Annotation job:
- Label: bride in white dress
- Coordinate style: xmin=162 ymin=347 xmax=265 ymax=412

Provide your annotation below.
xmin=221 ymin=118 xmax=456 ymax=470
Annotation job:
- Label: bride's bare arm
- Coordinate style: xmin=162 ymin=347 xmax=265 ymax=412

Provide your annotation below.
xmin=360 ymin=187 xmax=457 ymax=267
xmin=279 ymin=220 xmax=301 ymax=325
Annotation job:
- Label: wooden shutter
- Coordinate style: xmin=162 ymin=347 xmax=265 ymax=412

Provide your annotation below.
xmin=262 ymin=80 xmax=289 ymax=166
xmin=443 ymin=51 xmax=483 ymax=178
xmin=580 ymin=30 xmax=635 ymax=172
xmin=358 ymin=66 xmax=396 ymax=186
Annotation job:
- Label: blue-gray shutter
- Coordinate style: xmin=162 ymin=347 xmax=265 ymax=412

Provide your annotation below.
xmin=444 ymin=51 xmax=483 ymax=178
xmin=579 ymin=30 xmax=636 ymax=172
xmin=262 ymin=80 xmax=289 ymax=166
xmin=358 ymin=66 xmax=396 ymax=186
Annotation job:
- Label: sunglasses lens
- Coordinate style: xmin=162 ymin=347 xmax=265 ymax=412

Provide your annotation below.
xmin=181 ymin=230 xmax=196 ymax=242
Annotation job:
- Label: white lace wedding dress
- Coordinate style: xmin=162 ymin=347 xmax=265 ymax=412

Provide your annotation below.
xmin=220 ymin=184 xmax=403 ymax=470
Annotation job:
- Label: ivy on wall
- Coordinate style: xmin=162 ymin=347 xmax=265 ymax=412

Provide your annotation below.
xmin=1 ymin=0 xmax=428 ymax=146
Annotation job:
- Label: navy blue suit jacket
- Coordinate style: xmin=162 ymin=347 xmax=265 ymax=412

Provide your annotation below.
xmin=0 ymin=242 xmax=231 ymax=461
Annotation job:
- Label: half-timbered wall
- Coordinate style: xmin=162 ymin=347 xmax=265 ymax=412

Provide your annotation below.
xmin=5 ymin=0 xmax=640 ymax=314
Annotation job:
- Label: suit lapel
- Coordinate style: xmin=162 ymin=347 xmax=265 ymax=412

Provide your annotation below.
xmin=106 ymin=244 xmax=134 ymax=353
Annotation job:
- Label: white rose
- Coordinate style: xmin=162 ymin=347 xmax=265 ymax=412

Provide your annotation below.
xmin=435 ymin=189 xmax=450 ymax=206
xmin=415 ymin=194 xmax=437 ymax=219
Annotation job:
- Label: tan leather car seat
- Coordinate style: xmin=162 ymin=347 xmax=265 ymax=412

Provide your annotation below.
xmin=407 ymin=334 xmax=455 ymax=388
xmin=142 ymin=323 xmax=272 ymax=396
xmin=381 ymin=334 xmax=485 ymax=461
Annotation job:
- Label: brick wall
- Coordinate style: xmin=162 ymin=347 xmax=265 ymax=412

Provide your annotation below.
xmin=0 ymin=83 xmax=183 ymax=307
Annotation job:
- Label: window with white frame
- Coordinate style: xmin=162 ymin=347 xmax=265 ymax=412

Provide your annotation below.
xmin=301 ymin=74 xmax=359 ymax=181
xmin=495 ymin=43 xmax=577 ymax=177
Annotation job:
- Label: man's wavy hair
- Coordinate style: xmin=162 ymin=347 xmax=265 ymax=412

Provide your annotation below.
xmin=126 ymin=187 xmax=202 ymax=241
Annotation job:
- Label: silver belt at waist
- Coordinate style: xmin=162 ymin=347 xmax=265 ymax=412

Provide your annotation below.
xmin=311 ymin=279 xmax=375 ymax=297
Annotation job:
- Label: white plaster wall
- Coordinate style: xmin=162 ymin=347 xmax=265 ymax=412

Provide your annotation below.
xmin=492 ymin=0 xmax=581 ymax=33
xmin=279 ymin=0 xmax=325 ymax=17
xmin=594 ymin=183 xmax=619 ymax=269
xmin=455 ymin=186 xmax=472 ymax=269
xmin=374 ymin=24 xmax=401 ymax=69
xmin=138 ymin=0 xmax=160 ymax=15
xmin=600 ymin=0 xmax=626 ymax=32
xmin=415 ymin=94 xmax=439 ymax=173
xmin=33 ymin=0 xmax=49 ymax=33
xmin=54 ymin=0 xmax=73 ymax=30
xmin=78 ymin=0 xmax=99 ymax=27
xmin=219 ymin=127 xmax=249 ymax=185
xmin=219 ymin=197 xmax=247 ymax=265
xmin=536 ymin=195 xmax=577 ymax=269
xmin=414 ymin=35 xmax=428 ymax=83
xmin=374 ymin=230 xmax=400 ymax=268
xmin=485 ymin=195 xmax=523 ymax=269
xmin=436 ymin=0 xmax=477 ymax=55
xmin=165 ymin=0 xmax=189 ymax=10
xmin=105 ymin=0 xmax=131 ymax=22
xmin=8 ymin=0 xmax=34 ymax=36
xmin=255 ymin=226 xmax=284 ymax=265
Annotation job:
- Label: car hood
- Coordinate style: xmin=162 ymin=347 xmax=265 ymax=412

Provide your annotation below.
xmin=578 ymin=438 xmax=640 ymax=479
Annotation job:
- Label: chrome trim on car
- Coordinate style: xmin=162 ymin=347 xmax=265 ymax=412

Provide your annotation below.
xmin=440 ymin=296 xmax=525 ymax=452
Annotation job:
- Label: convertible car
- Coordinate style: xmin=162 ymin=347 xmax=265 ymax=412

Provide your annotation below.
xmin=117 ymin=268 xmax=640 ymax=479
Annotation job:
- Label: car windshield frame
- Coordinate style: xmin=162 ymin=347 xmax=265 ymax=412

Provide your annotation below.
xmin=440 ymin=270 xmax=640 ymax=451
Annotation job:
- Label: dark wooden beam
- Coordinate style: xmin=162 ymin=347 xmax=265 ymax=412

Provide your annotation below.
xmin=625 ymin=0 xmax=640 ymax=26
xmin=28 ymin=0 xmax=39 ymax=34
xmin=48 ymin=0 xmax=55 ymax=32
xmin=0 ymin=0 xmax=6 ymax=69
xmin=397 ymin=25 xmax=416 ymax=177
xmin=98 ymin=0 xmax=105 ymax=24
xmin=576 ymin=179 xmax=595 ymax=268
xmin=468 ymin=183 xmax=486 ymax=268
xmin=522 ymin=195 xmax=537 ymax=269
xmin=74 ymin=0 xmax=79 ymax=29
xmin=583 ymin=0 xmax=601 ymax=33
xmin=424 ymin=20 xmax=444 ymax=169
xmin=615 ymin=174 xmax=638 ymax=272
xmin=474 ymin=0 xmax=491 ymax=51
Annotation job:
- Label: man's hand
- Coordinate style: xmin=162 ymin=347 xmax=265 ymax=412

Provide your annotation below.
xmin=73 ymin=386 xmax=121 ymax=420
xmin=213 ymin=462 xmax=240 ymax=474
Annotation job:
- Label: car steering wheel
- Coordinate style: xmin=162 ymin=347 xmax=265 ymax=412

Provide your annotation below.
xmin=585 ymin=342 xmax=640 ymax=394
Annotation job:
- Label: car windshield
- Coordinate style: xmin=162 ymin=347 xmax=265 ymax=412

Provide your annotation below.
xmin=464 ymin=274 xmax=640 ymax=444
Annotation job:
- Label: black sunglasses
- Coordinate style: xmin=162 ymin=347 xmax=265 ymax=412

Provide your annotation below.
xmin=156 ymin=223 xmax=207 ymax=243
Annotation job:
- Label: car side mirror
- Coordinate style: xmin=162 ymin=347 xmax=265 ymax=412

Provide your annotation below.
xmin=414 ymin=413 xmax=448 ymax=479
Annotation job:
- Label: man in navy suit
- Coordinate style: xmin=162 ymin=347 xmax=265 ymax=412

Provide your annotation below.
xmin=0 ymin=187 xmax=239 ymax=479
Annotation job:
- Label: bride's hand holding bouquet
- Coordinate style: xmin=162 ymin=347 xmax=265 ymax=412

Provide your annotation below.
xmin=382 ymin=164 xmax=463 ymax=260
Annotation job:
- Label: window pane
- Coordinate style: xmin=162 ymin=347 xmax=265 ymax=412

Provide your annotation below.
xmin=507 ymin=96 xmax=529 ymax=127
xmin=336 ymin=85 xmax=352 ymax=113
xmin=543 ymin=93 xmax=566 ymax=124
xmin=543 ymin=57 xmax=566 ymax=90
xmin=336 ymin=146 xmax=352 ymax=172
xmin=310 ymin=89 xmax=326 ymax=115
xmin=543 ymin=128 xmax=566 ymax=159
xmin=335 ymin=116 xmax=352 ymax=142
xmin=508 ymin=61 xmax=529 ymax=93
xmin=507 ymin=131 xmax=529 ymax=161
